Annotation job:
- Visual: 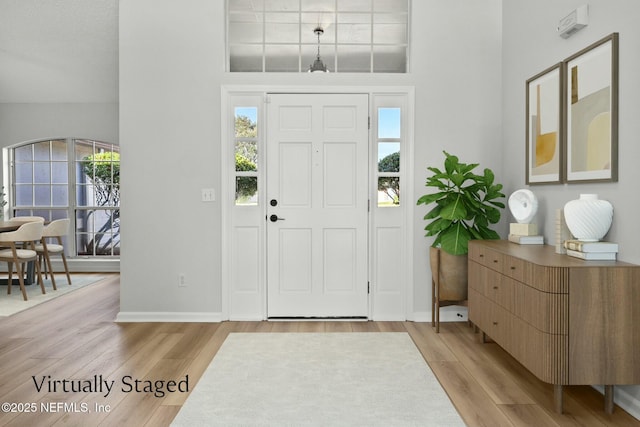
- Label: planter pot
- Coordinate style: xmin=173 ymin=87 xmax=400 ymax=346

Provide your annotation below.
xmin=430 ymin=246 xmax=468 ymax=333
xmin=430 ymin=246 xmax=468 ymax=301
xmin=564 ymin=194 xmax=613 ymax=242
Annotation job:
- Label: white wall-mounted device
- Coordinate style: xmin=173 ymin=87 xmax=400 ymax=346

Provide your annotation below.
xmin=557 ymin=4 xmax=589 ymax=38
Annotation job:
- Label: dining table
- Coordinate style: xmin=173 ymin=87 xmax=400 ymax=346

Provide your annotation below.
xmin=0 ymin=220 xmax=37 ymax=285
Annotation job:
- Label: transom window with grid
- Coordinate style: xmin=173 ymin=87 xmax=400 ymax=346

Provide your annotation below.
xmin=227 ymin=0 xmax=409 ymax=73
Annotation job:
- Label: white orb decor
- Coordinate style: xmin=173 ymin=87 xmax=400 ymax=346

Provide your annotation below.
xmin=563 ymin=194 xmax=613 ymax=242
xmin=508 ymin=189 xmax=538 ymax=224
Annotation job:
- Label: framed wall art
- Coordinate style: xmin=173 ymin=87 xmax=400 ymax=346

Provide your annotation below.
xmin=564 ymin=32 xmax=619 ymax=183
xmin=526 ymin=63 xmax=563 ymax=184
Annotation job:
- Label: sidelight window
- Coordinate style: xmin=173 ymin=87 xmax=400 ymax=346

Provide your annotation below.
xmin=377 ymin=107 xmax=401 ymax=206
xmin=234 ymin=107 xmax=259 ymax=205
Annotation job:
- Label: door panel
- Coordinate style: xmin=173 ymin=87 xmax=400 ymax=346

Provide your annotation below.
xmin=280 ymin=142 xmax=312 ymax=207
xmin=323 ymin=228 xmax=357 ymax=292
xmin=324 ymin=142 xmax=356 ymax=207
xmin=267 ymin=93 xmax=369 ymax=318
xmin=279 ymin=228 xmax=312 ymax=293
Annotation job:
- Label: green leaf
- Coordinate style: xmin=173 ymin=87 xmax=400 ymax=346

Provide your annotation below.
xmin=476 ymin=224 xmax=500 ymax=240
xmin=440 ymin=194 xmax=467 ymax=220
xmin=483 ymin=168 xmax=495 ymax=186
xmin=423 ymin=205 xmax=443 ymax=220
xmin=488 ymin=201 xmax=506 ymax=209
xmin=425 ymin=217 xmax=452 ymax=235
xmin=440 ymin=223 xmax=471 ymax=255
xmin=443 ymin=153 xmax=460 ymax=175
xmin=450 ymin=172 xmax=466 ymax=188
xmin=485 ymin=206 xmax=501 ymax=223
xmin=417 ymin=192 xmax=446 ymax=206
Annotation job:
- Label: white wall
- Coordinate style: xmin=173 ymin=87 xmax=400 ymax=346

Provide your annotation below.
xmin=501 ymin=0 xmax=640 ymax=418
xmin=0 ymin=103 xmax=118 ymax=146
xmin=117 ymin=0 xmax=503 ymax=319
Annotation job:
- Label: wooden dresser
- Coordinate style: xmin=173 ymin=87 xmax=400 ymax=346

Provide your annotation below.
xmin=468 ymin=240 xmax=640 ymax=414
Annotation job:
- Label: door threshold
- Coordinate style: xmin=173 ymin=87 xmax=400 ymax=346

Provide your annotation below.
xmin=268 ymin=316 xmax=368 ymax=322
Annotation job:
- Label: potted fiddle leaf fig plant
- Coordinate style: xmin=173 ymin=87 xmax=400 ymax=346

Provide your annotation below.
xmin=417 ymin=151 xmax=505 ymax=331
xmin=418 ymin=151 xmax=505 ymax=254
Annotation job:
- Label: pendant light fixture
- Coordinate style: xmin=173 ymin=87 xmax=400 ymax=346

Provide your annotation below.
xmin=308 ymin=26 xmax=329 ymax=72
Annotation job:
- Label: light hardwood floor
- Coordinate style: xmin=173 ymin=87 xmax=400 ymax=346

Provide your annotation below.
xmin=0 ymin=274 xmax=638 ymax=427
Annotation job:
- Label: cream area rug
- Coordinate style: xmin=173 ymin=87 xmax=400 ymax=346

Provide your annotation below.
xmin=172 ymin=332 xmax=465 ymax=427
xmin=0 ymin=275 xmax=103 ymax=317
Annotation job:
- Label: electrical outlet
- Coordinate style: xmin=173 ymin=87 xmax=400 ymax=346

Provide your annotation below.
xmin=178 ymin=274 xmax=187 ymax=287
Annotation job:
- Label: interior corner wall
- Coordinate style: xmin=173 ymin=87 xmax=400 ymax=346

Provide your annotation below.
xmin=501 ymin=0 xmax=640 ymax=418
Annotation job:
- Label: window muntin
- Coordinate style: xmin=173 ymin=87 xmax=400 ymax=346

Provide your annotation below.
xmin=227 ymin=0 xmax=409 ymax=73
xmin=11 ymin=139 xmax=120 ymax=257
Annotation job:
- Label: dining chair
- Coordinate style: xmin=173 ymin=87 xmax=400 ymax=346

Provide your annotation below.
xmin=9 ymin=216 xmax=45 ymax=223
xmin=0 ymin=221 xmax=45 ymax=300
xmin=35 ymin=218 xmax=72 ymax=289
xmin=8 ymin=216 xmax=45 ymax=251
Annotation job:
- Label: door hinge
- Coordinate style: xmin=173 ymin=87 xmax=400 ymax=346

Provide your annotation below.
xmin=368 ymin=116 xmax=371 ymax=129
xmin=368 ymin=199 xmax=370 ymax=212
xmin=367 ymin=282 xmax=370 ymax=294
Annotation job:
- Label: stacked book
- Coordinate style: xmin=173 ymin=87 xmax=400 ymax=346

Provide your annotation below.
xmin=564 ymin=240 xmax=618 ymax=260
xmin=508 ymin=223 xmax=544 ymax=245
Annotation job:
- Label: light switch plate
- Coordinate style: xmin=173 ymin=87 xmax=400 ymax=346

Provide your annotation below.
xmin=201 ymin=188 xmax=215 ymax=202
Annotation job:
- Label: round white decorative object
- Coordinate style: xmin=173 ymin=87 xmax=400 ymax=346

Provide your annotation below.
xmin=508 ymin=189 xmax=538 ymax=224
xmin=563 ymin=194 xmax=613 ymax=242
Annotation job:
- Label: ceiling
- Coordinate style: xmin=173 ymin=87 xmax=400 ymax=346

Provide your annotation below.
xmin=0 ymin=0 xmax=118 ymax=103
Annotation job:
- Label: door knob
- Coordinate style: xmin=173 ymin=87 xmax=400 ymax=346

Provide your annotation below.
xmin=270 ymin=199 xmax=278 ymax=206
xmin=269 ymin=214 xmax=285 ymax=222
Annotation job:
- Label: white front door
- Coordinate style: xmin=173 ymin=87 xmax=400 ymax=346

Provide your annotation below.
xmin=266 ymin=93 xmax=369 ymax=318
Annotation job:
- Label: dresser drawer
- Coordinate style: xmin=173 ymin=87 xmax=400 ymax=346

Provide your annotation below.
xmin=469 ymin=244 xmax=503 ymax=272
xmin=502 ymin=255 xmax=526 ymax=282
xmin=514 ymin=282 xmax=568 ymax=334
xmin=469 ymin=261 xmax=514 ymax=311
xmin=469 ymin=289 xmax=512 ymax=348
xmin=509 ymin=315 xmax=568 ymax=385
xmin=469 ymin=244 xmax=525 ymax=282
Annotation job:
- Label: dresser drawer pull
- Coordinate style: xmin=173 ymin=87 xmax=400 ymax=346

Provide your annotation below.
xmin=479 ymin=254 xmax=484 ymax=258
xmin=493 ymin=259 xmax=499 ymax=263
xmin=510 ymin=266 xmax=516 ymax=270
xmin=493 ymin=286 xmax=498 ymax=290
xmin=493 ymin=321 xmax=498 ymax=326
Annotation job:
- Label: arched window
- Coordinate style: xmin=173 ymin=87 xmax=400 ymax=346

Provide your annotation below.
xmin=10 ymin=138 xmax=120 ymax=257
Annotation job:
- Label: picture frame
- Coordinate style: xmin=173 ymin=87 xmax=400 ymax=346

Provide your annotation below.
xmin=564 ymin=32 xmax=619 ymax=183
xmin=525 ymin=63 xmax=563 ymax=184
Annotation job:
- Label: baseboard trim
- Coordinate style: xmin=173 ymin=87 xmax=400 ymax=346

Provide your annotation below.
xmin=414 ymin=306 xmax=469 ymax=323
xmin=115 ymin=311 xmax=223 ymax=323
xmin=593 ymin=385 xmax=640 ymax=421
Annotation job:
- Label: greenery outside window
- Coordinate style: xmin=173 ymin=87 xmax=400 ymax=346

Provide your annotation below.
xmin=235 ymin=107 xmax=259 ymax=205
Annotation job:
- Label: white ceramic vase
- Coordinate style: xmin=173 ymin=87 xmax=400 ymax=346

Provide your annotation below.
xmin=563 ymin=194 xmax=613 ymax=242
